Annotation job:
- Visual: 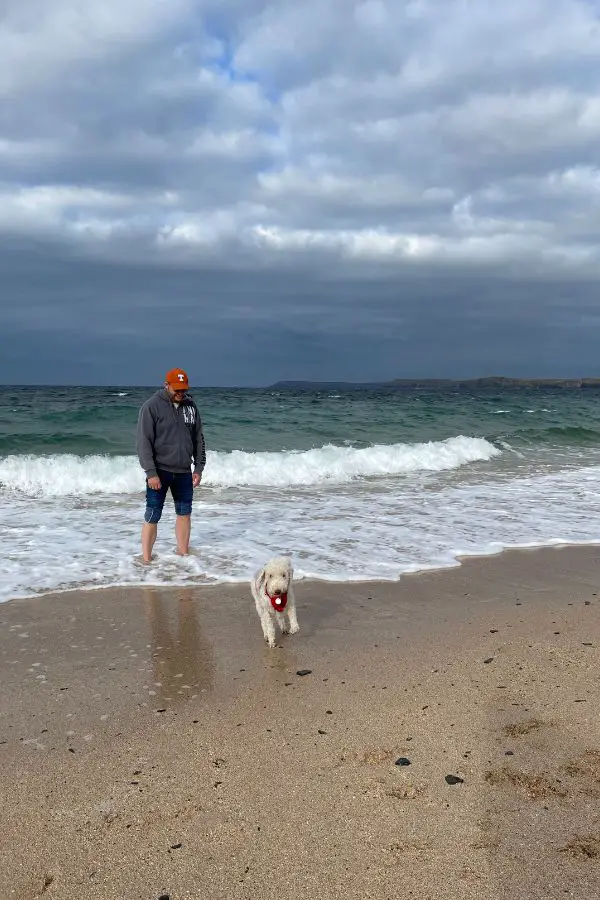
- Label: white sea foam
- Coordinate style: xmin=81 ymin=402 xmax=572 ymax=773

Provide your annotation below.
xmin=1 ymin=451 xmax=600 ymax=602
xmin=0 ymin=435 xmax=500 ymax=497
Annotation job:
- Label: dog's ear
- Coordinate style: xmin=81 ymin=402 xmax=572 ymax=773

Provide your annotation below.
xmin=256 ymin=567 xmax=266 ymax=591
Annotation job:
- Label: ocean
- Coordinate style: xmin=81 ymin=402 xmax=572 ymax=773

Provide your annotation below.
xmin=1 ymin=384 xmax=600 ymax=603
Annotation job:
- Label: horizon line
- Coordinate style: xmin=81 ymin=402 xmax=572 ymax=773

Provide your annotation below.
xmin=2 ymin=374 xmax=600 ymax=389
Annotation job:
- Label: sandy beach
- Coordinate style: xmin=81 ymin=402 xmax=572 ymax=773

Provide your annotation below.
xmin=2 ymin=546 xmax=600 ymax=899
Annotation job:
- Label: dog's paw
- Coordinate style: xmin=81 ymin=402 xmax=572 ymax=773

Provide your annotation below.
xmin=289 ymin=623 xmax=300 ymax=634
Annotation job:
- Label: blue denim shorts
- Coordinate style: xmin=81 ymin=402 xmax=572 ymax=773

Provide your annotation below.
xmin=144 ymin=469 xmax=193 ymax=523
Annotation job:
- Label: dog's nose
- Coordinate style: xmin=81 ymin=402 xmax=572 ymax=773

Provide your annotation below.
xmin=274 ymin=588 xmax=282 ymax=595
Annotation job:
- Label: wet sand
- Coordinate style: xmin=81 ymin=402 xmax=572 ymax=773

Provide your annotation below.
xmin=2 ymin=546 xmax=600 ymax=899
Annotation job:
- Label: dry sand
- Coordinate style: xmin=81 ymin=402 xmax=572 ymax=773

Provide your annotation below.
xmin=2 ymin=546 xmax=600 ymax=899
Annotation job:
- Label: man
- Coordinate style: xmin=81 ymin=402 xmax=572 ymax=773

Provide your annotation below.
xmin=136 ymin=368 xmax=206 ymax=563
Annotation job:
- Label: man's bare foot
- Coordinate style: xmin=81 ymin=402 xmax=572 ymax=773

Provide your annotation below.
xmin=136 ymin=553 xmax=155 ymax=566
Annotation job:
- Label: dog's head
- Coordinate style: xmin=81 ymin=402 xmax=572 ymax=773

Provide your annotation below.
xmin=257 ymin=556 xmax=293 ymax=599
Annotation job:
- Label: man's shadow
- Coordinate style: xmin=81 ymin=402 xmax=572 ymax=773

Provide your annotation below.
xmin=143 ymin=587 xmax=214 ymax=702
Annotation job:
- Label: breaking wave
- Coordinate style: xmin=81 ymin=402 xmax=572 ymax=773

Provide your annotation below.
xmin=0 ymin=436 xmax=500 ymax=497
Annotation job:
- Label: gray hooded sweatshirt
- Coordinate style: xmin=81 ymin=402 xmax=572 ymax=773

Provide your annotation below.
xmin=136 ymin=389 xmax=206 ymax=479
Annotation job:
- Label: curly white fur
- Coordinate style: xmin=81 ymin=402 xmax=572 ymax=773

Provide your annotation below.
xmin=250 ymin=555 xmax=299 ymax=648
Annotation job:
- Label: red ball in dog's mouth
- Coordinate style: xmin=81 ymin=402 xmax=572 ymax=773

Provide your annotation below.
xmin=268 ymin=592 xmax=288 ymax=612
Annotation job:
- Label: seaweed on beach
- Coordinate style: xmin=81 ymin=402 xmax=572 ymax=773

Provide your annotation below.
xmin=503 ymin=718 xmax=548 ymax=737
xmin=484 ymin=766 xmax=566 ymax=799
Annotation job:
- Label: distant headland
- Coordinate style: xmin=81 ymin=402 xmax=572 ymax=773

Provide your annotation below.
xmin=269 ymin=376 xmax=600 ymax=390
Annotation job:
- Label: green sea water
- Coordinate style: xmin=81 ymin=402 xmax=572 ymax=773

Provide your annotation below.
xmin=2 ymin=384 xmax=600 ymax=456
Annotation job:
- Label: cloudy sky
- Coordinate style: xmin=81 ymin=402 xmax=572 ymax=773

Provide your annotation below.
xmin=1 ymin=0 xmax=600 ymax=385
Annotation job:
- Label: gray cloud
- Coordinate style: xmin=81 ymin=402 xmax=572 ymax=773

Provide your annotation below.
xmin=1 ymin=0 xmax=600 ymax=384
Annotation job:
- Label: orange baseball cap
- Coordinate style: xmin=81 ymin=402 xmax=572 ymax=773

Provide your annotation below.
xmin=165 ymin=367 xmax=189 ymax=389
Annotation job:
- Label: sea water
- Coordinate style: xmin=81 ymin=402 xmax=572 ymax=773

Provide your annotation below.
xmin=1 ymin=384 xmax=599 ymax=602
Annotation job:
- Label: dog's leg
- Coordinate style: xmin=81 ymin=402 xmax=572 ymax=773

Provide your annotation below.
xmin=286 ymin=607 xmax=300 ymax=635
xmin=261 ymin=614 xmax=277 ymax=648
xmin=286 ymin=588 xmax=300 ymax=635
xmin=279 ymin=610 xmax=290 ymax=634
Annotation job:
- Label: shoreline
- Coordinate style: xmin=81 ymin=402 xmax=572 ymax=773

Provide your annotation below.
xmin=3 ymin=539 xmax=600 ymax=609
xmin=2 ymin=544 xmax=600 ymax=898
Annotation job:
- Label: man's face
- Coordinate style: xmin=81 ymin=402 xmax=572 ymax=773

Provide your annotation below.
xmin=165 ymin=383 xmax=186 ymax=401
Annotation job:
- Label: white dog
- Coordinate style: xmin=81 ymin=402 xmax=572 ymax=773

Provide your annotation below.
xmin=251 ymin=556 xmax=299 ymax=648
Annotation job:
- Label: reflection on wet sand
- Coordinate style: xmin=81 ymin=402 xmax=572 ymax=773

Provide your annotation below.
xmin=253 ymin=633 xmax=306 ymax=695
xmin=143 ymin=587 xmax=215 ymax=701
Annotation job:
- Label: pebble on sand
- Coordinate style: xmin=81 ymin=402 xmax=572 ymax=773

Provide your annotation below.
xmin=445 ymin=774 xmax=464 ymax=785
xmin=296 ymin=669 xmax=312 ymax=676
xmin=395 ymin=757 xmax=411 ymax=767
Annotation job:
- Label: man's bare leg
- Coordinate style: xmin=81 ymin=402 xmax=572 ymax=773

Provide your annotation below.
xmin=175 ymin=514 xmax=191 ymax=555
xmin=141 ymin=522 xmax=158 ymax=563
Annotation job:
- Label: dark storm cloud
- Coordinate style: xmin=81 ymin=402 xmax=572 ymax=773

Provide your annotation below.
xmin=1 ymin=0 xmax=600 ymax=383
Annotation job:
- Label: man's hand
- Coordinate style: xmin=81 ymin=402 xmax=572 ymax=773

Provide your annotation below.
xmin=192 ymin=472 xmax=202 ymax=488
xmin=147 ymin=476 xmax=162 ymax=490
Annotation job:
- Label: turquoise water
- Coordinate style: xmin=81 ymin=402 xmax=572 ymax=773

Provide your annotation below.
xmin=2 ymin=384 xmax=600 ymax=455
xmin=1 ymin=384 xmax=600 ymax=601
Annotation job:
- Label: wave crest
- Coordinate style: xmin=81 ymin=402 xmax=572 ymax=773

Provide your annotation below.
xmin=0 ymin=436 xmax=500 ymax=497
